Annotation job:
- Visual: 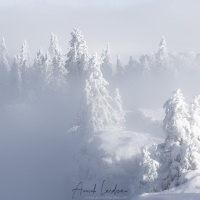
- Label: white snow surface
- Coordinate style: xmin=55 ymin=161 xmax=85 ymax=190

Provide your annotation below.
xmin=138 ymin=170 xmax=200 ymax=199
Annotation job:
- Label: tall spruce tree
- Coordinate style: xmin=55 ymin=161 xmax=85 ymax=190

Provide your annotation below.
xmin=113 ymin=88 xmax=125 ymax=128
xmin=52 ymin=51 xmax=68 ymax=90
xmin=0 ymin=38 xmax=10 ymax=98
xmin=18 ymin=40 xmax=31 ymax=91
xmin=49 ymin=33 xmax=62 ymax=58
xmin=10 ymin=56 xmax=21 ymax=99
xmin=190 ymin=96 xmax=200 ymax=143
xmin=79 ymin=53 xmax=115 ymax=133
xmin=101 ymin=43 xmax=113 ymax=79
xmin=33 ymin=49 xmax=46 ymax=92
xmin=161 ymin=89 xmax=200 ymax=189
xmin=115 ymin=55 xmax=124 ymax=77
xmin=156 ymin=36 xmax=169 ymax=68
xmin=140 ymin=147 xmax=160 ymax=192
xmin=65 ymin=29 xmax=89 ymax=79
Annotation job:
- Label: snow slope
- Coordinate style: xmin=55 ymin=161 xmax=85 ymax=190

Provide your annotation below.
xmin=138 ymin=170 xmax=200 ymax=200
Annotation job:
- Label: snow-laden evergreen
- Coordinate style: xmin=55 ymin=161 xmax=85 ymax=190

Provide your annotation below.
xmin=18 ymin=40 xmax=31 ymax=92
xmin=65 ymin=29 xmax=89 ymax=79
xmin=139 ymin=147 xmax=160 ymax=193
xmin=156 ymin=36 xmax=169 ymax=68
xmin=161 ymin=89 xmax=200 ymax=189
xmin=138 ymin=89 xmax=200 ymax=194
xmin=49 ymin=33 xmax=62 ymax=57
xmin=43 ymin=52 xmax=54 ymax=90
xmin=0 ymin=38 xmax=10 ymax=73
xmin=190 ymin=96 xmax=200 ymax=143
xmin=52 ymin=52 xmax=68 ymax=90
xmin=113 ymin=88 xmax=125 ymax=128
xmin=101 ymin=43 xmax=113 ymax=79
xmin=115 ymin=55 xmax=124 ymax=76
xmin=0 ymin=38 xmax=10 ymax=99
xmin=139 ymin=54 xmax=151 ymax=73
xmin=10 ymin=56 xmax=22 ymax=99
xmin=32 ymin=49 xmax=46 ymax=92
xmin=79 ymin=53 xmax=116 ymax=133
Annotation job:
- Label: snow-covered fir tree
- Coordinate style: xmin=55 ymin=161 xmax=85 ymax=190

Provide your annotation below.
xmin=0 ymin=38 xmax=10 ymax=73
xmin=49 ymin=33 xmax=62 ymax=58
xmin=139 ymin=147 xmax=160 ymax=192
xmin=156 ymin=36 xmax=169 ymax=68
xmin=0 ymin=38 xmax=10 ymax=98
xmin=113 ymin=88 xmax=125 ymax=128
xmin=115 ymin=55 xmax=124 ymax=77
xmin=139 ymin=54 xmax=151 ymax=73
xmin=43 ymin=52 xmax=54 ymax=90
xmin=9 ymin=55 xmax=21 ymax=99
xmin=65 ymin=29 xmax=89 ymax=79
xmin=128 ymin=56 xmax=134 ymax=66
xmin=52 ymin=50 xmax=68 ymax=90
xmin=124 ymin=56 xmax=139 ymax=77
xmin=101 ymin=43 xmax=113 ymax=79
xmin=78 ymin=53 xmax=116 ymax=133
xmin=32 ymin=49 xmax=46 ymax=92
xmin=190 ymin=96 xmax=200 ymax=143
xmin=18 ymin=40 xmax=31 ymax=91
xmin=48 ymin=33 xmax=68 ymax=90
xmin=161 ymin=89 xmax=200 ymax=189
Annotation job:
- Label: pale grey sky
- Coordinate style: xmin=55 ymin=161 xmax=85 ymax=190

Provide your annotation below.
xmin=0 ymin=0 xmax=199 ymax=63
xmin=0 ymin=0 xmax=159 ymax=7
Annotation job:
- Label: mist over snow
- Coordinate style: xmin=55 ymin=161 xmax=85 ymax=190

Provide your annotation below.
xmin=1 ymin=1 xmax=200 ymax=200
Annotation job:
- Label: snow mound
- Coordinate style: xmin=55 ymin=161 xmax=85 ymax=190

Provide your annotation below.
xmin=138 ymin=170 xmax=200 ymax=200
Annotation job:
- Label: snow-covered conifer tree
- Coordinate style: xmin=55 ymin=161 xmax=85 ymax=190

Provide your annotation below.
xmin=115 ymin=55 xmax=124 ymax=77
xmin=140 ymin=54 xmax=150 ymax=72
xmin=128 ymin=56 xmax=134 ymax=66
xmin=161 ymin=89 xmax=200 ymax=189
xmin=49 ymin=33 xmax=62 ymax=58
xmin=43 ymin=52 xmax=54 ymax=90
xmin=32 ymin=49 xmax=46 ymax=92
xmin=190 ymin=96 xmax=200 ymax=143
xmin=0 ymin=38 xmax=10 ymax=72
xmin=18 ymin=40 xmax=31 ymax=91
xmin=65 ymin=29 xmax=89 ymax=79
xmin=52 ymin=51 xmax=68 ymax=90
xmin=124 ymin=56 xmax=139 ymax=77
xmin=140 ymin=147 xmax=160 ymax=192
xmin=156 ymin=36 xmax=168 ymax=68
xmin=113 ymin=88 xmax=125 ymax=128
xmin=101 ymin=43 xmax=113 ymax=79
xmin=79 ymin=53 xmax=116 ymax=133
xmin=19 ymin=40 xmax=30 ymax=68
xmin=48 ymin=33 xmax=68 ymax=90
xmin=0 ymin=38 xmax=10 ymax=97
xmin=10 ymin=56 xmax=21 ymax=99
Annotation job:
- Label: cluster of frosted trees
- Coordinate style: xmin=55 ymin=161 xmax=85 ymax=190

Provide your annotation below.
xmin=1 ymin=30 xmax=199 ymax=103
xmin=139 ymin=89 xmax=200 ymax=193
xmin=114 ymin=36 xmax=200 ymax=79
xmin=0 ymin=29 xmax=125 ymax=133
xmin=0 ymin=34 xmax=67 ymax=102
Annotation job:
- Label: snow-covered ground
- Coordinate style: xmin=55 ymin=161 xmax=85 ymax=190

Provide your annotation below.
xmin=139 ymin=170 xmax=200 ymax=200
